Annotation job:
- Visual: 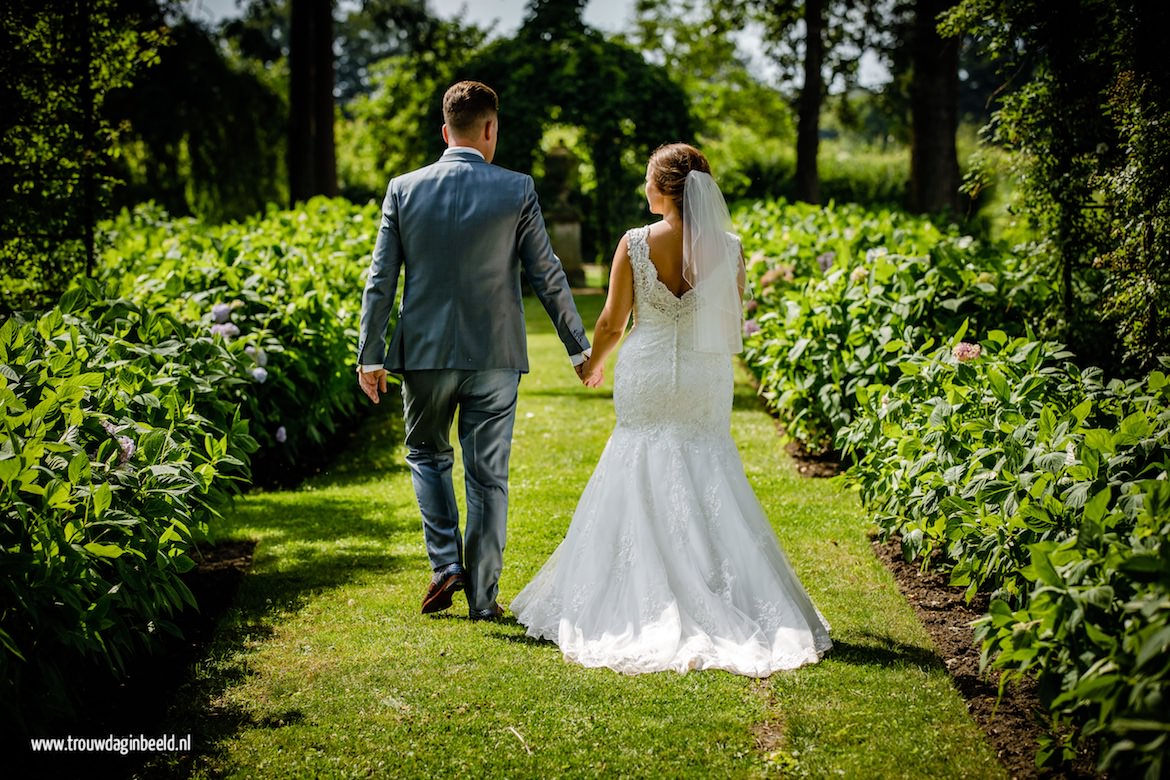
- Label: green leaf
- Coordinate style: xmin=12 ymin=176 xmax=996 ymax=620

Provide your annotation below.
xmin=1024 ymin=544 xmax=1060 ymax=585
xmin=986 ymin=367 xmax=1008 ymax=402
xmin=1116 ymin=411 xmax=1152 ymax=444
xmin=84 ymin=542 xmax=124 ymax=558
xmin=171 ymin=554 xmax=197 ymax=574
xmin=1061 ymin=481 xmax=1091 ymax=511
xmin=68 ymin=451 xmax=90 ymax=483
xmin=1083 ymin=487 xmax=1111 ymax=524
xmin=93 ymin=482 xmax=112 ymax=518
xmin=1083 ymin=428 xmax=1114 ymax=455
xmin=1037 ymin=406 xmax=1056 ymax=442
xmin=950 ymin=318 xmax=969 ymax=347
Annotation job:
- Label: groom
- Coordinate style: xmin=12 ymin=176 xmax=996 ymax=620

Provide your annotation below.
xmin=356 ymin=81 xmax=591 ymax=621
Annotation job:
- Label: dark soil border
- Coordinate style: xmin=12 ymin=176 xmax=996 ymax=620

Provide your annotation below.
xmin=871 ymin=537 xmax=1099 ymax=779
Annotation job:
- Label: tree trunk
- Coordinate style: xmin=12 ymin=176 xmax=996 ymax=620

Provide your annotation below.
xmin=288 ymin=0 xmax=336 ymax=205
xmin=795 ymin=0 xmax=824 ymax=204
xmin=908 ymin=0 xmax=961 ymax=214
xmin=311 ymin=0 xmax=337 ymax=198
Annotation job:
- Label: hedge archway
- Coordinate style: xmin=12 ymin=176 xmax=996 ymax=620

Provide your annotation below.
xmin=432 ymin=0 xmax=693 ymax=262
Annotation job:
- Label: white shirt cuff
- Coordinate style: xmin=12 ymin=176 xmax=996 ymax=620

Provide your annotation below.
xmin=570 ymin=349 xmax=592 ymax=366
xmin=360 ymin=364 xmax=384 ymax=373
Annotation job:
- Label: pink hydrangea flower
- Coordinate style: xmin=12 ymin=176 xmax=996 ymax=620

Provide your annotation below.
xmin=275 ymin=426 xmax=287 ymax=443
xmin=743 ymin=319 xmax=761 ymax=336
xmin=952 ymin=342 xmax=982 ymax=362
xmin=211 ymin=302 xmax=231 ymax=323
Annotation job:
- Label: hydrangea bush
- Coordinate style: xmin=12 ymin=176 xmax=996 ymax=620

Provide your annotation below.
xmin=734 ymin=198 xmax=1048 ymax=454
xmin=98 ymin=197 xmax=385 ymax=470
xmin=838 ymin=329 xmax=1170 ymax=775
xmin=0 ymin=283 xmax=255 ymax=728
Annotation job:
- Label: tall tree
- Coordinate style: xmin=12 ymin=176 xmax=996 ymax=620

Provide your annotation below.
xmin=288 ymin=0 xmax=337 ymax=203
xmin=907 ymin=0 xmax=961 ymax=213
xmin=0 ymin=0 xmax=164 ymax=311
xmin=795 ymin=0 xmax=825 ymax=203
xmin=721 ymin=0 xmax=875 ymax=204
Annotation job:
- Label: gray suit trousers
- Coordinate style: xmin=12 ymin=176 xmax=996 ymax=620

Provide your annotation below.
xmin=401 ymin=368 xmax=521 ymax=612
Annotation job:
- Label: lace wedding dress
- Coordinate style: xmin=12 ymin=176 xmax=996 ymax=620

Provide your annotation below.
xmin=512 ymin=226 xmax=832 ymax=677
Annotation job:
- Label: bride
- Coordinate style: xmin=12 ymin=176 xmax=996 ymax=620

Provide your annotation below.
xmin=511 ymin=143 xmax=832 ymax=677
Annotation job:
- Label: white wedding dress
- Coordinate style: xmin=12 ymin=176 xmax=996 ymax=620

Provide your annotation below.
xmin=511 ymin=226 xmax=832 ymax=677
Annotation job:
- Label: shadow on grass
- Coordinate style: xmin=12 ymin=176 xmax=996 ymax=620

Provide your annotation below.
xmin=135 ymin=402 xmax=427 ymax=777
xmin=143 ymin=490 xmax=426 ymax=777
xmin=824 ymin=634 xmax=945 ymax=672
xmin=523 ymin=387 xmax=614 ymax=401
xmin=732 ymin=382 xmax=765 ymax=412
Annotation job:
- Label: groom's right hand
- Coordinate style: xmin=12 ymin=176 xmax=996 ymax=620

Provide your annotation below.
xmin=358 ymin=367 xmax=389 ymax=404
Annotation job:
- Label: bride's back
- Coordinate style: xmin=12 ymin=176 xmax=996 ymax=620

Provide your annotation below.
xmin=644 ymin=221 xmax=689 ymax=297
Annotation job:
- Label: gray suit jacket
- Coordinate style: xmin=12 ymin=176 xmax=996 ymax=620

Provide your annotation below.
xmin=357 ymin=149 xmax=590 ymax=373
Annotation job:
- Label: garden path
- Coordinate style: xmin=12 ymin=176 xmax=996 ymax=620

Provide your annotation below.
xmin=147 ymin=294 xmax=1004 ymax=778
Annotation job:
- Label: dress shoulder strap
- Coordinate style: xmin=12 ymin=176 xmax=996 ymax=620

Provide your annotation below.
xmin=625 ymin=225 xmax=650 ymax=260
xmin=625 ymin=226 xmax=654 ymax=285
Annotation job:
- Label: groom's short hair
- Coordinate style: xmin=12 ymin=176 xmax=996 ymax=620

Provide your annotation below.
xmin=443 ymin=81 xmax=499 ymax=135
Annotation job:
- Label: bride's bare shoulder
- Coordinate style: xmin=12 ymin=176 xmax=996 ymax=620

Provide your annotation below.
xmin=645 ymin=221 xmax=682 ymax=257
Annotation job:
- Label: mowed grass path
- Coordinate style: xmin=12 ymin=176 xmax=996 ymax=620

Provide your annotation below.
xmin=147 ymin=294 xmax=1004 ymax=779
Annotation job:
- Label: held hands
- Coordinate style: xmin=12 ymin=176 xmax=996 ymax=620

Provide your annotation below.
xmin=583 ymin=364 xmax=604 ymax=388
xmin=577 ymin=357 xmax=604 ymax=388
xmin=358 ymin=367 xmax=389 ymax=404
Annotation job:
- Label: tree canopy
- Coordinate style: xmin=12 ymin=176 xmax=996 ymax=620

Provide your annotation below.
xmin=946 ymin=0 xmax=1170 ymax=370
xmin=452 ymin=0 xmax=693 ymax=257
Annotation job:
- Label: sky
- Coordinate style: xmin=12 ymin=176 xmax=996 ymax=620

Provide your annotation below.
xmin=185 ymin=0 xmax=638 ymax=34
xmin=183 ymin=0 xmax=887 ymax=89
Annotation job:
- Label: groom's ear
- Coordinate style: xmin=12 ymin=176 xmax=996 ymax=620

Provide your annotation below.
xmin=441 ymin=124 xmax=450 ymax=145
xmin=483 ymin=118 xmax=496 ymax=143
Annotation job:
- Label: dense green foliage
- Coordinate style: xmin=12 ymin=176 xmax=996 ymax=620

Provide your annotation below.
xmin=739 ymin=197 xmax=1169 ymax=774
xmin=0 ymin=286 xmax=255 ymax=728
xmin=837 ymin=334 xmax=1170 ymax=774
xmin=97 ymin=198 xmax=380 ymax=470
xmin=737 ymin=197 xmax=1046 ymax=453
xmin=944 ymin=0 xmax=1170 ymax=373
xmin=981 ymin=478 xmax=1170 ymax=774
xmin=2 ymin=198 xmax=384 ymax=731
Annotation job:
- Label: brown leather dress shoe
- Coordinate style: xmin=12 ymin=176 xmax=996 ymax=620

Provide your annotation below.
xmin=421 ymin=568 xmax=465 ymax=614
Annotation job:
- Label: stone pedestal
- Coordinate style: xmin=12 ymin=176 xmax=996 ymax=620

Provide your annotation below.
xmin=549 ymin=216 xmax=585 ymax=287
xmin=542 ymin=144 xmax=586 ymax=287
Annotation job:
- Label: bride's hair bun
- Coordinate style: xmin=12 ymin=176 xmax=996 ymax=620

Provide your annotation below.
xmin=648 ymin=143 xmax=711 ymax=211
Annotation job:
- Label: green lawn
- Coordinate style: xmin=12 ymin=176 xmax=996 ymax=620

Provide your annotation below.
xmin=146 ymin=293 xmax=1004 ymax=779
